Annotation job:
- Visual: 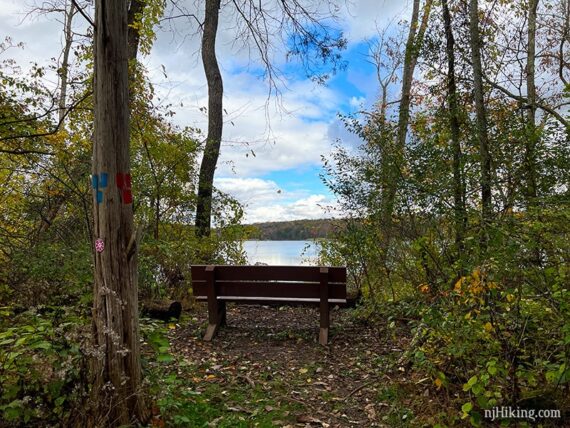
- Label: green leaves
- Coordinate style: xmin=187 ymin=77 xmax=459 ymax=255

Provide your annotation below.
xmin=463 ymin=375 xmax=478 ymax=392
xmin=143 ymin=322 xmax=175 ymax=365
xmin=0 ymin=310 xmax=84 ymax=425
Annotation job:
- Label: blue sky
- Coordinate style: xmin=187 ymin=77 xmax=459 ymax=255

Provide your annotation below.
xmin=0 ymin=0 xmax=410 ymax=223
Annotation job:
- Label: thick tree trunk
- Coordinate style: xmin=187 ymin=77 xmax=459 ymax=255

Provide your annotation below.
xmin=468 ymin=0 xmax=492 ymax=252
xmin=90 ymin=0 xmax=147 ymax=425
xmin=442 ymin=0 xmax=466 ymax=250
xmin=195 ymin=0 xmax=223 ymax=240
xmin=525 ymin=0 xmax=539 ymax=204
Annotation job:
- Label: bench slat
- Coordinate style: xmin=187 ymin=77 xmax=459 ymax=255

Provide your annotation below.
xmin=194 ymin=296 xmax=347 ymax=304
xmin=193 ymin=280 xmax=347 ymax=300
xmin=191 ymin=265 xmax=346 ymax=283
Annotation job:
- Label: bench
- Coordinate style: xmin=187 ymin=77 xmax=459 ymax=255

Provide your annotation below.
xmin=191 ymin=265 xmax=347 ymax=345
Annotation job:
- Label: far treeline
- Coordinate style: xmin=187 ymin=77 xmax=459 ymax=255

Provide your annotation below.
xmin=247 ymin=219 xmax=338 ymax=240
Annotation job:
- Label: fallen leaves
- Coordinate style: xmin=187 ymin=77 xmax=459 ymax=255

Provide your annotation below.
xmin=165 ymin=303 xmax=413 ymax=427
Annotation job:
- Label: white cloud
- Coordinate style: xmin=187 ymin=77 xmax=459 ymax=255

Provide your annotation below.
xmin=247 ymin=194 xmax=333 ymax=223
xmin=215 ymin=177 xmax=337 ymax=223
xmin=145 ymin=63 xmax=341 ymax=177
xmin=215 ymin=177 xmax=282 ymax=205
xmin=349 ymin=95 xmax=366 ymax=108
xmin=340 ymin=0 xmax=410 ymax=44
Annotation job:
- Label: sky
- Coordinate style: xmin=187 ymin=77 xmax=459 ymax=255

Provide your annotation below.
xmin=0 ymin=0 xmax=411 ymax=223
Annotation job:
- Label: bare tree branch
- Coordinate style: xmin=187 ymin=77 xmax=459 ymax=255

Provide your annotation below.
xmin=0 ymin=90 xmax=92 ymax=142
xmin=70 ymin=0 xmax=94 ymax=28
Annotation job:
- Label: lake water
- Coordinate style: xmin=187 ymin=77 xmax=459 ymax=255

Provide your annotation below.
xmin=243 ymin=240 xmax=319 ymax=265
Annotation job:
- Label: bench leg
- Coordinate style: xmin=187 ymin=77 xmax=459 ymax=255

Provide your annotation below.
xmin=220 ymin=301 xmax=227 ymax=326
xmin=319 ymin=302 xmax=329 ymax=346
xmin=319 ymin=326 xmax=328 ymax=346
xmin=319 ymin=267 xmax=330 ymax=346
xmin=204 ymin=302 xmax=226 ymax=341
xmin=203 ymin=322 xmax=219 ymax=342
xmin=204 ymin=266 xmax=225 ymax=342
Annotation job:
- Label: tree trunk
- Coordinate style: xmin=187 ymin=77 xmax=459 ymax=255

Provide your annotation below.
xmin=58 ymin=1 xmax=75 ymax=124
xmin=90 ymin=0 xmax=147 ymax=425
xmin=442 ymin=0 xmax=466 ymax=250
xmin=380 ymin=0 xmax=432 ymax=234
xmin=468 ymin=0 xmax=492 ymax=253
xmin=195 ymin=0 xmax=223 ymax=240
xmin=127 ymin=0 xmax=145 ymax=61
xmin=33 ymin=1 xmax=77 ymax=241
xmin=525 ymin=0 xmax=539 ymax=204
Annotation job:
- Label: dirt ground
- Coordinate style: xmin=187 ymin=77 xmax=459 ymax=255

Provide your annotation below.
xmin=168 ymin=303 xmax=429 ymax=427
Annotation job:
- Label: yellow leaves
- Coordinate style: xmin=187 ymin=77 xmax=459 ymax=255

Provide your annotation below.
xmin=454 ymin=277 xmax=464 ymax=292
xmin=434 ymin=372 xmax=446 ymax=390
xmin=484 ymin=322 xmax=494 ymax=333
xmin=454 ymin=268 xmax=499 ymax=297
xmin=419 ymin=283 xmax=430 ymax=294
xmin=506 ymin=293 xmax=515 ymax=303
xmin=471 ymin=268 xmax=481 ymax=282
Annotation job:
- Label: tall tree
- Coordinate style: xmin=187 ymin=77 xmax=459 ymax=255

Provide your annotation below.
xmin=33 ymin=0 xmax=78 ymax=240
xmin=195 ymin=0 xmax=223 ymax=239
xmin=442 ymin=0 xmax=466 ymax=250
xmin=58 ymin=1 xmax=76 ymax=124
xmin=378 ymin=0 xmax=432 ymax=250
xmin=90 ymin=0 xmax=147 ymax=424
xmin=468 ymin=0 xmax=492 ymax=252
xmin=525 ymin=0 xmax=539 ymax=204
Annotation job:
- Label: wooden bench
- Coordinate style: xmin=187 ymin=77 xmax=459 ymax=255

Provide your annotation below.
xmin=191 ymin=265 xmax=347 ymax=345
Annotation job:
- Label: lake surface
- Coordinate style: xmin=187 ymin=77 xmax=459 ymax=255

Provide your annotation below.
xmin=243 ymin=240 xmax=319 ymax=265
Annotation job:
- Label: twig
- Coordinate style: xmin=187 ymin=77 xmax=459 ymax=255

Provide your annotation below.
xmin=343 ymin=380 xmax=376 ymax=401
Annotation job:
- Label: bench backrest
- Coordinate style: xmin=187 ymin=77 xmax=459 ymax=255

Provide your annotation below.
xmin=191 ymin=265 xmax=347 ymax=304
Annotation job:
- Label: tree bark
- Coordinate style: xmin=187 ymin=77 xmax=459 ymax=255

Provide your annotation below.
xmin=195 ymin=0 xmax=223 ymax=240
xmin=442 ymin=0 xmax=466 ymax=250
xmin=90 ymin=0 xmax=147 ymax=425
xmin=525 ymin=0 xmax=539 ymax=204
xmin=468 ymin=0 xmax=492 ymax=253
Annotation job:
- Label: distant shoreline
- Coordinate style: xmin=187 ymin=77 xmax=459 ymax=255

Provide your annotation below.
xmin=244 ymin=218 xmax=339 ymax=241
